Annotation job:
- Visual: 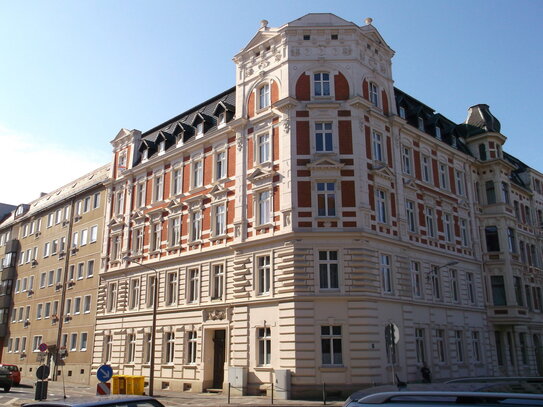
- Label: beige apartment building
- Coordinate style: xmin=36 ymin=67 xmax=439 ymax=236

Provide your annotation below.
xmin=0 ymin=165 xmax=109 ymax=384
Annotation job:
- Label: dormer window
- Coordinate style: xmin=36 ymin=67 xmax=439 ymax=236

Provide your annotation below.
xmin=142 ymin=149 xmax=149 ymax=162
xmin=417 ymin=117 xmax=425 ymax=131
xmin=258 ymin=84 xmax=270 ymax=109
xmin=158 ymin=141 xmax=166 ymax=154
xmin=399 ymin=106 xmax=406 ymax=119
xmin=435 ymin=126 xmax=442 ymax=140
xmin=218 ymin=112 xmax=226 ymax=128
xmin=369 ymin=82 xmax=379 ymax=107
xmin=314 ymin=72 xmax=330 ymax=97
xmin=196 ymin=122 xmax=204 ymax=139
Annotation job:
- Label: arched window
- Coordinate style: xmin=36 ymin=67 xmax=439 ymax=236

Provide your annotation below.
xmin=369 ymin=82 xmax=379 ymax=107
xmin=258 ymin=84 xmax=270 ymax=109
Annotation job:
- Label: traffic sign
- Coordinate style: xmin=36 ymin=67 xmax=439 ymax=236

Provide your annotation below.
xmin=96 ymin=382 xmax=111 ymax=395
xmin=96 ymin=364 xmax=113 ymax=383
xmin=36 ymin=365 xmax=50 ymax=380
xmin=38 ymin=343 xmax=48 ymax=352
xmin=385 ymin=323 xmax=400 ymax=345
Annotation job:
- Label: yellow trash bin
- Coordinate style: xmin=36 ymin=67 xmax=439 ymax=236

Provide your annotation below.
xmin=127 ymin=376 xmax=145 ymax=395
xmin=111 ymin=375 xmax=127 ymax=394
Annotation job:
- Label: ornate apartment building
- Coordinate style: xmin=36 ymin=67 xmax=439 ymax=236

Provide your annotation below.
xmin=0 ymin=165 xmax=109 ymax=384
xmin=90 ymin=13 xmax=542 ymax=396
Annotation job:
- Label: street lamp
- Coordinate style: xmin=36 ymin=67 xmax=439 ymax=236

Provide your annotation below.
xmin=425 ymin=260 xmax=459 ymax=282
xmin=122 ymin=256 xmax=158 ymax=396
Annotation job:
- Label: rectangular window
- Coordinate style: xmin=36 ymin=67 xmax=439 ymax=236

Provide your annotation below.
xmin=485 ymin=226 xmax=500 ymax=252
xmin=436 ymin=329 xmax=446 ymax=363
xmin=80 ymin=229 xmax=88 ymax=246
xmin=406 ymin=200 xmax=417 ymax=233
xmin=313 ymin=72 xmax=330 ymax=96
xmin=65 ymin=298 xmax=71 ymax=316
xmin=485 ymin=181 xmax=496 ymax=204
xmin=77 ymin=262 xmax=84 ymax=280
xmin=507 ymin=228 xmax=517 ymax=253
xmin=143 ymin=333 xmax=152 ymax=364
xmin=136 ymin=182 xmax=146 ymax=208
xmin=213 ymin=205 xmax=226 ymax=236
xmin=376 ymin=190 xmax=387 ymax=224
xmin=257 ymin=190 xmax=271 ymax=225
xmin=455 ymin=330 xmax=464 ymax=363
xmin=438 ymin=163 xmax=448 ymax=190
xmin=460 ymin=219 xmax=469 ymax=246
xmin=215 ymin=151 xmax=226 ymax=180
xmin=321 ymin=325 xmax=342 ymax=365
xmin=466 ymin=272 xmax=476 ymax=304
xmin=471 ymin=331 xmax=481 ymax=362
xmin=415 ymin=328 xmax=426 ymax=363
xmin=80 ymin=332 xmax=88 ymax=351
xmin=147 ymin=275 xmax=156 ymax=308
xmin=171 ymin=167 xmax=182 ymax=195
xmin=36 ymin=303 xmax=43 ymax=319
xmin=33 ymin=335 xmax=43 ymax=352
xmin=491 ymin=275 xmax=507 ymax=306
xmin=315 ymin=122 xmax=333 ymax=152
xmin=257 ymin=256 xmax=271 ymax=295
xmin=514 ymin=276 xmax=524 ymax=306
xmin=188 ymin=268 xmax=199 ymax=302
xmin=187 ymin=331 xmax=197 ymax=364
xmin=87 ymin=260 xmax=94 ymax=278
xmin=258 ymin=327 xmax=271 ymax=366
xmin=411 ymin=261 xmax=422 ymax=298
xmin=259 ymin=84 xmax=270 ymax=109
xmin=83 ymin=295 xmax=91 ymax=313
xmin=129 ymin=279 xmax=140 ymax=310
xmin=319 ymin=250 xmax=339 ymax=290
xmin=70 ymin=333 xmax=78 ymax=351
xmin=422 ymin=155 xmax=431 ymax=183
xmin=44 ymin=242 xmax=50 ymax=257
xmin=211 ymin=264 xmax=224 ymax=300
xmin=133 ymin=228 xmax=144 ymax=254
xmin=430 ymin=266 xmax=442 ymax=300
xmin=369 ymin=82 xmax=379 ymax=107
xmin=402 ymin=146 xmax=412 ymax=175
xmin=92 ymin=192 xmax=100 ymax=209
xmin=73 ymin=297 xmax=81 ymax=314
xmin=166 ymin=272 xmax=177 ymax=305
xmin=127 ymin=334 xmax=136 ymax=363
xmin=425 ymin=207 xmax=435 ymax=238
xmin=444 ymin=213 xmax=453 ymax=242
xmin=169 ymin=217 xmax=181 ymax=246
xmin=106 ymin=282 xmax=117 ymax=312
xmin=519 ymin=332 xmax=528 ymax=365
xmin=192 ymin=160 xmax=203 ymax=189
xmin=150 ymin=223 xmax=161 ymax=252
xmin=164 ymin=332 xmax=175 ymax=364
xmin=104 ymin=335 xmax=113 ymax=362
xmin=190 ymin=211 xmax=201 ymax=241
xmin=317 ymin=182 xmax=336 ymax=217
xmin=257 ymin=133 xmax=270 ymax=164
xmin=501 ymin=182 xmax=510 ymax=204
xmin=372 ymin=131 xmax=383 ymax=162
xmin=381 ymin=254 xmax=393 ymax=294
xmin=114 ymin=191 xmax=124 ymax=215
xmin=455 ymin=170 xmax=465 ymax=195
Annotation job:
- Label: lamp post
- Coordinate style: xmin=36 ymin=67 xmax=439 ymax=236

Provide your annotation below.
xmin=425 ymin=260 xmax=459 ymax=282
xmin=122 ymin=256 xmax=158 ymax=396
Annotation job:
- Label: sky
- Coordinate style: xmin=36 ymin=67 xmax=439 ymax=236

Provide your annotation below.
xmin=1 ymin=0 xmax=542 ymax=204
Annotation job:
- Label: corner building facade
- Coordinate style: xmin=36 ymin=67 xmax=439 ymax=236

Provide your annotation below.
xmin=94 ymin=14 xmax=543 ymax=396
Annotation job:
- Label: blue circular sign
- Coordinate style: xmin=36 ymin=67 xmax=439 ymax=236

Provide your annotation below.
xmin=97 ymin=365 xmax=113 ymax=383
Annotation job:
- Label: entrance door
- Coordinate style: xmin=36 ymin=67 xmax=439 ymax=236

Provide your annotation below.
xmin=212 ymin=330 xmax=226 ymax=389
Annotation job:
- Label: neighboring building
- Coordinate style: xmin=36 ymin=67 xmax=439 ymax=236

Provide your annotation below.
xmin=92 ymin=13 xmax=542 ymax=397
xmin=0 ymin=165 xmax=109 ymax=384
xmin=0 ymin=204 xmax=16 ymax=223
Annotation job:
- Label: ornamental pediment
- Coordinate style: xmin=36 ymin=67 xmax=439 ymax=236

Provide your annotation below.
xmin=184 ymin=194 xmax=206 ymax=210
xmin=108 ymin=217 xmax=125 ymax=229
xmin=209 ymin=184 xmax=228 ymax=200
xmin=306 ymin=157 xmax=344 ymax=170
xmin=370 ymin=162 xmax=395 ymax=180
xmin=247 ymin=167 xmax=275 ymax=183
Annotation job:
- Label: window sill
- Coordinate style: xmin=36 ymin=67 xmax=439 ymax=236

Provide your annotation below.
xmin=161 ymin=364 xmax=175 ymax=369
xmin=189 ymin=186 xmax=205 ymax=194
xmin=167 ymin=244 xmax=182 ymax=250
xmin=188 ymin=240 xmax=202 ymax=247
xmin=182 ymin=364 xmax=197 ymax=369
xmin=315 ymin=216 xmax=340 ymax=222
xmin=255 ymin=223 xmax=273 ymax=231
xmin=209 ymin=234 xmax=229 ymax=242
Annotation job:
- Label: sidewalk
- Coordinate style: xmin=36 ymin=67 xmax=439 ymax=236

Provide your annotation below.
xmin=19 ymin=378 xmax=344 ymax=407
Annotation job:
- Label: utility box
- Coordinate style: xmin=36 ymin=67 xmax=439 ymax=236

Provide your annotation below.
xmin=228 ymin=367 xmax=247 ymax=396
xmin=112 ymin=375 xmax=126 ymax=394
xmin=274 ymin=369 xmax=291 ymax=400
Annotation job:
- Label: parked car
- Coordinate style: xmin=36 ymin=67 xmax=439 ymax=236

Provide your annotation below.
xmin=22 ymin=395 xmax=165 ymax=407
xmin=343 ymin=382 xmax=543 ymax=406
xmin=0 ymin=366 xmax=13 ymax=392
xmin=0 ymin=364 xmax=20 ymax=385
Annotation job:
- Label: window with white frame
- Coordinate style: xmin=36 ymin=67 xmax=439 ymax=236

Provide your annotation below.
xmin=425 ymin=207 xmax=436 ymax=238
xmin=133 ymin=228 xmax=144 ymax=254
xmin=415 ymin=328 xmax=426 ymax=364
xmin=257 ymin=255 xmax=271 ymax=295
xmin=169 ymin=217 xmax=181 ymax=247
xmin=70 ymin=333 xmax=78 ymax=351
xmin=65 ymin=298 xmax=72 ymax=318
xmin=196 ymin=122 xmax=204 ymax=138
xmin=257 ymin=190 xmax=271 ymax=225
xmin=430 ymin=266 xmax=442 ymax=300
xmin=455 ymin=170 xmax=465 ymax=195
xmin=126 ymin=333 xmax=136 ymax=363
xmin=164 ymin=332 xmax=175 ymax=364
xmin=372 ymin=131 xmax=384 ymax=162
xmin=258 ymin=327 xmax=271 ymax=366
xmin=454 ymin=330 xmax=464 ymax=363
xmin=438 ymin=163 xmax=449 ymax=190
xmin=422 ymin=155 xmax=432 ymax=183
xmin=110 ymin=235 xmax=121 ymax=260
xmin=114 ymin=190 xmax=124 ymax=215
xmin=73 ymin=296 xmax=81 ymax=314
xmin=143 ymin=333 xmax=152 ymax=364
xmin=192 ymin=160 xmax=203 ymax=189
xmin=171 ymin=167 xmax=182 ymax=196
xmin=256 ymin=133 xmax=270 ymax=164
xmin=418 ymin=117 xmax=425 ymax=131
xmin=80 ymin=332 xmax=88 ymax=351
xmin=411 ymin=261 xmax=422 ymax=298
xmin=471 ymin=331 xmax=481 ymax=362
xmin=146 ymin=275 xmax=156 ymax=308
xmin=36 ymin=303 xmax=43 ymax=319
xmin=80 ymin=229 xmax=88 ymax=246
xmin=150 ymin=222 xmax=161 ymax=252
xmin=258 ymin=83 xmax=270 ymax=109
xmin=188 ymin=268 xmax=199 ymax=302
xmin=43 ymin=242 xmax=50 ymax=258
xmin=93 ymin=192 xmax=100 ymax=209
xmin=321 ymin=325 xmax=342 ymax=365
xmin=319 ymin=250 xmax=339 ymax=290
xmin=380 ymin=254 xmax=393 ymax=294
xmin=315 ymin=122 xmax=333 ymax=152
xmin=313 ymin=72 xmax=330 ymax=96
xmin=369 ymin=82 xmax=379 ymax=107
xmin=87 ymin=259 xmax=94 ymax=278
xmin=187 ymin=331 xmax=197 ymax=364
xmin=153 ymin=174 xmax=163 ymax=202
xmin=466 ymin=272 xmax=476 ymax=304
xmin=106 ymin=282 xmax=117 ymax=312
xmin=435 ymin=126 xmax=442 ymax=140
xmin=213 ymin=204 xmax=226 ymax=236
xmin=33 ymin=335 xmax=43 ymax=352
xmin=402 ymin=146 xmax=412 ymax=175
xmin=83 ymin=295 xmax=91 ymax=313
xmin=166 ymin=271 xmax=177 ymax=305
xmin=136 ymin=181 xmax=146 ymax=208
xmin=399 ymin=105 xmax=406 ymax=119
xmin=190 ymin=211 xmax=202 ymax=242
xmin=129 ymin=279 xmax=140 ymax=310
xmin=215 ymin=151 xmax=226 ymax=180
xmin=406 ymin=200 xmax=417 ymax=233
xmin=436 ymin=329 xmax=446 ymax=363
xmin=376 ymin=189 xmax=388 ymax=224
xmin=317 ymin=182 xmax=336 ymax=217
xmin=443 ymin=213 xmax=453 ymax=242
xmin=450 ymin=269 xmax=459 ymax=303
xmin=460 ymin=219 xmax=469 ymax=246
xmin=103 ymin=335 xmax=113 ymax=362
xmin=211 ymin=264 xmax=224 ymax=300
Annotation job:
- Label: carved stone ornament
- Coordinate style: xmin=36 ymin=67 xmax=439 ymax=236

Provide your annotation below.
xmin=204 ymin=308 xmax=226 ymax=321
xmin=343 ymin=47 xmax=352 ymax=56
xmin=283 ymin=118 xmax=290 ymax=134
xmin=236 ymin=133 xmax=243 ymax=151
xmin=291 ymin=48 xmax=300 ymax=57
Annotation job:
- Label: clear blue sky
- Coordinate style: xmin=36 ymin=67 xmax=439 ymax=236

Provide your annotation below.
xmin=1 ymin=0 xmax=541 ymax=204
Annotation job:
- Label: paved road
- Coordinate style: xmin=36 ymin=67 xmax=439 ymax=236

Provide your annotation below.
xmin=0 ymin=379 xmax=343 ymax=407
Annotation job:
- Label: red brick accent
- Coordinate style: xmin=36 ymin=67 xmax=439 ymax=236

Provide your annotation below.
xmin=272 ymin=126 xmax=279 ymax=161
xmin=342 ymin=211 xmax=356 ymax=217
xmin=299 ymin=212 xmax=312 ymax=217
xmin=227 ymin=200 xmax=235 ymax=225
xmin=247 ymin=194 xmax=253 ymax=219
xmin=295 ymin=73 xmax=310 ymax=101
xmin=273 ymin=186 xmax=280 ymax=212
xmin=271 ymin=80 xmax=279 ymax=104
xmin=297 ymin=159 xmax=310 ymax=166
xmin=368 ymin=184 xmax=375 ymax=210
xmin=341 ymin=170 xmax=354 ymax=176
xmin=338 ymin=110 xmax=351 ymax=117
xmin=365 ymin=126 xmax=372 ymax=159
xmin=248 ymin=91 xmax=255 ymax=118
xmin=334 ymin=72 xmax=349 ymax=100
xmin=296 ymin=121 xmax=310 ymax=155
xmin=297 ymin=170 xmax=311 ymax=177
xmin=418 ymin=203 xmax=426 ymax=227
xmin=228 ymin=146 xmax=235 ymax=178
xmin=362 ymin=79 xmax=369 ymax=100
xmin=341 ymin=181 xmax=356 ymax=207
xmin=204 ymin=154 xmax=213 ymax=186
xmin=381 ymin=89 xmax=389 ymax=115
xmin=340 ymin=159 xmax=354 ymax=165
xmin=414 ymin=149 xmax=421 ymax=179
xmin=202 ymin=207 xmax=210 ymax=231
xmin=386 ymin=136 xmax=393 ymax=167
xmin=298 ymin=222 xmax=312 ymax=227
xmin=146 ymin=176 xmax=153 ymax=203
xmin=298 ymin=181 xmax=311 ymax=207
xmin=339 ymin=120 xmax=353 ymax=154
xmin=432 ymin=159 xmax=439 ymax=187
xmin=296 ymin=111 xmax=309 ymax=117
xmin=343 ymin=221 xmax=357 ymax=227
xmin=391 ymin=193 xmax=396 ymax=217
xmin=448 ymin=167 xmax=456 ymax=194
xmin=247 ymin=137 xmax=254 ymax=170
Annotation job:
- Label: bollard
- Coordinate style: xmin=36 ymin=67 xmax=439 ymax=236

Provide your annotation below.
xmin=322 ymin=382 xmax=326 ymax=405
xmin=228 ymin=382 xmax=231 ymax=404
xmin=271 ymin=382 xmax=274 ymax=405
